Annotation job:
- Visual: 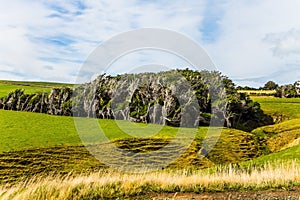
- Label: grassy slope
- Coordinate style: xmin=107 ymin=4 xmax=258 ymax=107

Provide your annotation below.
xmin=252 ymin=97 xmax=300 ymax=120
xmin=0 ymin=108 xmax=262 ymax=184
xmin=0 ymin=109 xmax=254 ymax=162
xmin=252 ymin=119 xmax=300 ymax=152
xmin=252 ymin=97 xmax=300 ymax=149
xmin=0 ymin=110 xmax=80 ymax=152
xmin=0 ymin=109 xmax=206 ymax=152
xmin=0 ymin=80 xmax=73 ymax=97
xmin=243 ymin=144 xmax=300 ymax=167
xmin=243 ymin=97 xmax=300 ymax=167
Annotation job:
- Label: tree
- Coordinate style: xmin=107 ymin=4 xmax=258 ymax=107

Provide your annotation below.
xmin=262 ymin=81 xmax=278 ymax=90
xmin=275 ymin=81 xmax=300 ymax=98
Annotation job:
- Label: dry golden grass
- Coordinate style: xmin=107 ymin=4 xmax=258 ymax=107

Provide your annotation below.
xmin=1 ymin=161 xmax=300 ymax=199
xmin=237 ymin=90 xmax=276 ymax=96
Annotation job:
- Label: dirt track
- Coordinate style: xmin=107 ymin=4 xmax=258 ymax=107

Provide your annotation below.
xmin=139 ymin=188 xmax=300 ymax=199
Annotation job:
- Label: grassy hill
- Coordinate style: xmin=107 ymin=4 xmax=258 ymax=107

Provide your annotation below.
xmin=0 ymin=80 xmax=73 ymax=97
xmin=252 ymin=119 xmax=300 ymax=152
xmin=0 ymin=109 xmax=204 ymax=152
xmin=239 ymin=97 xmax=300 ymax=168
xmin=0 ymin=107 xmax=266 ymax=184
xmin=253 ymin=97 xmax=300 ymax=121
xmin=1 ymin=80 xmax=300 ymax=197
xmin=0 ymin=110 xmax=80 ymax=152
xmin=242 ymin=144 xmax=300 ymax=168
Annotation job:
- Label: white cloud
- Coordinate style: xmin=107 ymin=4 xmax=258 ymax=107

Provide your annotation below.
xmin=0 ymin=0 xmax=206 ymax=83
xmin=264 ymin=29 xmax=300 ymax=58
xmin=1 ymin=0 xmax=300 ymax=87
xmin=203 ymin=0 xmax=300 ymax=86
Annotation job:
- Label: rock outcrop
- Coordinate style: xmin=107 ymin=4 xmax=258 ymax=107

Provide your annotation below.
xmin=72 ymin=72 xmax=202 ymax=127
xmin=0 ymin=69 xmax=274 ymax=131
xmin=0 ymin=87 xmax=72 ymax=116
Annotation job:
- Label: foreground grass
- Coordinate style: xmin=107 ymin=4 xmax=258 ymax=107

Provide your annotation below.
xmin=1 ymin=161 xmax=299 ymax=199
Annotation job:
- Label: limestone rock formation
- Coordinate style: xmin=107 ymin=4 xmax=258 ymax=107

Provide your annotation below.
xmin=0 ymin=69 xmax=274 ymax=131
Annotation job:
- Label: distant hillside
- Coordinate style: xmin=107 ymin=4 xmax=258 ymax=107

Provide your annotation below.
xmin=0 ymin=80 xmax=73 ymax=97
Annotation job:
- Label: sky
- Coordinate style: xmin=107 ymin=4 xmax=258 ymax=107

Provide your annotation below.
xmin=1 ymin=0 xmax=300 ymax=87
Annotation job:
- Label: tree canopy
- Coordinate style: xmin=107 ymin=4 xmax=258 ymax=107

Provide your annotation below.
xmin=262 ymin=81 xmax=278 ymax=90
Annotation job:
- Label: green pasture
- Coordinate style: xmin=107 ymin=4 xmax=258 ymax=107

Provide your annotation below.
xmin=0 ymin=110 xmax=80 ymax=152
xmin=0 ymin=80 xmax=73 ymax=97
xmin=0 ymin=109 xmax=212 ymax=152
xmin=252 ymin=97 xmax=300 ymax=120
xmin=0 ymin=108 xmax=257 ymax=184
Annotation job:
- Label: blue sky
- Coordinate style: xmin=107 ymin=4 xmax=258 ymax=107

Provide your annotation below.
xmin=1 ymin=0 xmax=300 ymax=87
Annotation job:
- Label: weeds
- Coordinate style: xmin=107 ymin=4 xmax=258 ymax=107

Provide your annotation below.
xmin=1 ymin=161 xmax=299 ymax=199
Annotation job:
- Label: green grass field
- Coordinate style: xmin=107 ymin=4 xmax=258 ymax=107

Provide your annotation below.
xmin=0 ymin=109 xmax=206 ymax=152
xmin=252 ymin=97 xmax=300 ymax=120
xmin=0 ymin=108 xmax=263 ymax=184
xmin=0 ymin=110 xmax=80 ymax=152
xmin=0 ymin=80 xmax=73 ymax=97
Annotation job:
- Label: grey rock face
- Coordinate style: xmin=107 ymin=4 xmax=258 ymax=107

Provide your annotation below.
xmin=72 ymin=72 xmax=200 ymax=127
xmin=0 ymin=69 xmax=274 ymax=131
xmin=0 ymin=88 xmax=73 ymax=116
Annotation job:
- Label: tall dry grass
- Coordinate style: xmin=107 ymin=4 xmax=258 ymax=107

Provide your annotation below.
xmin=1 ymin=161 xmax=300 ymax=199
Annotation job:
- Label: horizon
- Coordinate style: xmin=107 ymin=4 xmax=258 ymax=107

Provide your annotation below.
xmin=0 ymin=68 xmax=295 ymax=89
xmin=1 ymin=1 xmax=300 ymax=87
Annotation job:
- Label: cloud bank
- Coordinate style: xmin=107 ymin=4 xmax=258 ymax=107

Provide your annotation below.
xmin=0 ymin=0 xmax=300 ymax=87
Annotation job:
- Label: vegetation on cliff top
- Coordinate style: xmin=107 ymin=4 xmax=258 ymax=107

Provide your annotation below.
xmin=0 ymin=69 xmax=273 ymax=132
